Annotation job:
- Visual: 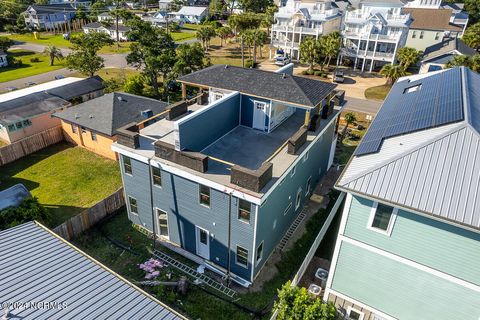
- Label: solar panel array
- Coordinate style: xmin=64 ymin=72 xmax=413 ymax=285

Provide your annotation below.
xmin=355 ymin=68 xmax=465 ymax=156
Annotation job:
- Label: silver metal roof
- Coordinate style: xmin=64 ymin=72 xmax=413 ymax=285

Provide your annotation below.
xmin=0 ymin=222 xmax=186 ymax=320
xmin=337 ymin=67 xmax=480 ymax=231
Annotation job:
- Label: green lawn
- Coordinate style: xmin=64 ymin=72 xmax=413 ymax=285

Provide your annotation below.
xmin=74 ymin=190 xmax=342 ymax=319
xmin=0 ymin=50 xmax=65 ymax=82
xmin=181 ymin=23 xmax=204 ymax=31
xmin=364 ymin=84 xmax=392 ymax=101
xmin=8 ymin=32 xmax=74 ymax=48
xmin=0 ymin=143 xmax=122 ymax=227
xmin=171 ymin=31 xmax=197 ymax=42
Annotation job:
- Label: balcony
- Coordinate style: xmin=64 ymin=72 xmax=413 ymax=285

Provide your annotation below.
xmin=345 ymin=11 xmax=410 ymax=24
xmin=342 ymin=31 xmax=400 ymax=42
xmin=272 ymin=24 xmax=322 ymax=35
xmin=341 ymin=47 xmax=394 ymax=59
xmin=271 ymin=39 xmax=300 ymax=49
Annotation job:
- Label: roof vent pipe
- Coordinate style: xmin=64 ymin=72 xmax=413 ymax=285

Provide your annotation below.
xmin=225 ymin=65 xmax=228 ymax=69
xmin=282 ymin=73 xmax=287 ymax=79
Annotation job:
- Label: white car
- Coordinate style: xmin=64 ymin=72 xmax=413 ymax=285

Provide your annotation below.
xmin=275 ymin=56 xmax=291 ymax=66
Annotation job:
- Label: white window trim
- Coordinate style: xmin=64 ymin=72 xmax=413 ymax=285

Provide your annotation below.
xmin=347 ymin=306 xmax=365 ymax=320
xmin=290 ymin=165 xmax=296 ymax=177
xmin=155 ymin=207 xmax=169 ymax=239
xmin=152 ymin=166 xmax=162 ymax=188
xmin=303 ymin=150 xmax=309 ymax=162
xmin=284 ymin=202 xmax=292 ymax=215
xmin=122 ymin=155 xmax=133 ymax=176
xmin=305 ymin=176 xmax=312 ymax=196
xmin=255 ymin=241 xmax=264 ymax=266
xmin=238 ymin=199 xmax=251 ymax=224
xmin=295 ymin=187 xmax=302 ymax=210
xmin=367 ymin=201 xmax=398 ymax=236
xmin=198 ymin=184 xmax=211 ymax=208
xmin=128 ymin=196 xmax=138 ymax=215
xmin=235 ymin=245 xmax=249 ymax=268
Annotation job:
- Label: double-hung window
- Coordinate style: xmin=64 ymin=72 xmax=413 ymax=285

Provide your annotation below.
xmin=236 ymin=246 xmax=248 ymax=267
xmin=123 ymin=155 xmax=132 ymax=175
xmin=238 ymin=199 xmax=251 ymax=223
xmin=199 ymin=184 xmax=210 ymax=207
xmin=152 ymin=167 xmax=162 ymax=186
xmin=129 ymin=196 xmax=138 ymax=215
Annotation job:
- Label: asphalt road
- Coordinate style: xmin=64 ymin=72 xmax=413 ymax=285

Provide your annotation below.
xmin=343 ymin=96 xmax=382 ymax=115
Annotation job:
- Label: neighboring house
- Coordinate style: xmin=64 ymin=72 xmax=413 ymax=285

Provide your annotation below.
xmin=111 ymin=64 xmax=341 ymax=286
xmin=0 ymin=221 xmax=186 ymax=320
xmin=48 ymin=0 xmax=91 ymax=8
xmin=406 ymin=0 xmax=469 ymax=34
xmin=97 ymin=12 xmax=123 ymax=24
xmin=402 ymin=8 xmax=463 ymax=51
xmin=0 ymin=77 xmax=104 ymax=144
xmin=143 ymin=11 xmax=178 ymax=27
xmin=159 ymin=0 xmax=174 ymax=11
xmin=0 ymin=184 xmax=31 ymax=211
xmin=0 ymin=50 xmax=7 ymax=67
xmin=270 ymin=0 xmax=342 ymax=61
xmin=340 ymin=0 xmax=412 ymax=72
xmin=83 ymin=22 xmax=131 ymax=41
xmin=324 ymin=67 xmax=480 ymax=320
xmin=23 ymin=4 xmax=76 ymax=30
xmin=419 ymin=38 xmax=476 ymax=73
xmin=169 ymin=6 xmax=208 ymax=24
xmin=54 ymin=92 xmax=169 ymax=160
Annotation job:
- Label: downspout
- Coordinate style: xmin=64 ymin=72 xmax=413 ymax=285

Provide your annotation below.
xmin=148 ymin=157 xmax=156 ymax=251
xmin=226 ymin=191 xmax=233 ymax=285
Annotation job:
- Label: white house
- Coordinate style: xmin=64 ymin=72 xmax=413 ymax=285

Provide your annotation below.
xmin=339 ymin=0 xmax=412 ymax=72
xmin=159 ymin=0 xmax=174 ymax=11
xmin=97 ymin=12 xmax=124 ymax=24
xmin=270 ymin=0 xmax=342 ymax=61
xmin=83 ymin=22 xmax=131 ymax=41
xmin=169 ymin=6 xmax=208 ymax=24
xmin=0 ymin=51 xmax=8 ymax=67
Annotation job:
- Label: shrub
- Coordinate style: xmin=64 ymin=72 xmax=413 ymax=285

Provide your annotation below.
xmin=30 ymin=57 xmax=40 ymax=62
xmin=314 ymin=70 xmax=324 ymax=77
xmin=0 ymin=197 xmax=50 ymax=230
xmin=245 ymin=59 xmax=257 ymax=68
xmin=7 ymin=56 xmax=23 ymax=67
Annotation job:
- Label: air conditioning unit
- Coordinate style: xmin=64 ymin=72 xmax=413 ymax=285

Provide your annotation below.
xmin=308 ymin=283 xmax=322 ymax=297
xmin=315 ymin=267 xmax=329 ymax=288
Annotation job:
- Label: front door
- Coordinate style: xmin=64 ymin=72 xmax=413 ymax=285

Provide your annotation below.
xmin=195 ymin=226 xmax=209 ymax=260
xmin=253 ymin=101 xmax=267 ymax=131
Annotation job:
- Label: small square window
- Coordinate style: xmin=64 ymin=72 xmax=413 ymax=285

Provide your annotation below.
xmin=256 ymin=242 xmax=263 ymax=265
xmin=71 ymin=124 xmax=77 ymax=133
xmin=368 ymin=202 xmax=397 ymax=235
xmin=22 ymin=119 xmax=32 ymax=127
xmin=152 ymin=167 xmax=162 ymax=186
xmin=129 ymin=196 xmax=138 ymax=214
xmin=123 ymin=155 xmax=132 ymax=175
xmin=8 ymin=124 xmax=16 ymax=132
xmin=199 ymin=184 xmax=210 ymax=207
xmin=419 ymin=31 xmax=424 ymax=39
xmin=15 ymin=121 xmax=23 ymax=129
xmin=347 ymin=307 xmax=364 ymax=320
xmin=91 ymin=132 xmax=97 ymax=141
xmin=238 ymin=199 xmax=251 ymax=223
xmin=236 ymin=246 xmax=248 ymax=267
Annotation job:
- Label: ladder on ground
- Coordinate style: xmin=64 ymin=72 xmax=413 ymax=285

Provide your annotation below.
xmin=278 ymin=207 xmax=308 ymax=251
xmin=153 ymin=250 xmax=237 ymax=298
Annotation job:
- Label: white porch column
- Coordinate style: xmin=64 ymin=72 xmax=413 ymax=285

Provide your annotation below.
xmin=392 ymin=41 xmax=399 ymax=65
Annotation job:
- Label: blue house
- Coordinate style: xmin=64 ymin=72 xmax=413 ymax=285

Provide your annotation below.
xmin=112 ymin=64 xmax=341 ymax=286
xmin=23 ymin=4 xmax=76 ymax=30
xmin=324 ymin=67 xmax=480 ymax=320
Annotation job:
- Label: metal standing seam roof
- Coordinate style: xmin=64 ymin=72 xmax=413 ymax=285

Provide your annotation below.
xmin=177 ymin=65 xmax=337 ymax=108
xmin=337 ymin=67 xmax=480 ymax=231
xmin=0 ymin=221 xmax=186 ymax=320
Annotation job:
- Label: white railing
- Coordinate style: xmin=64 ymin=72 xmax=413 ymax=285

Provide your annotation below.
xmin=271 ymin=39 xmax=300 ymax=48
xmin=272 ymin=24 xmax=321 ymax=35
xmin=341 ymin=48 xmax=394 ymax=58
xmin=345 ymin=11 xmax=410 ymax=24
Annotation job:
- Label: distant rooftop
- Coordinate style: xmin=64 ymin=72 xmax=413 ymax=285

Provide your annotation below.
xmin=177 ymin=65 xmax=336 ymax=108
xmin=0 ymin=184 xmax=31 ymax=211
xmin=0 ymin=221 xmax=186 ymax=320
xmin=422 ymin=38 xmax=476 ymax=62
xmin=402 ymin=8 xmax=462 ymax=31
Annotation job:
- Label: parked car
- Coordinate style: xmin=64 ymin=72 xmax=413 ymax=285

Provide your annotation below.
xmin=5 ymin=86 xmax=17 ymax=92
xmin=55 ymin=74 xmax=65 ymax=80
xmin=25 ymin=82 xmax=37 ymax=87
xmin=333 ymin=70 xmax=345 ymax=83
xmin=275 ymin=55 xmax=291 ymax=66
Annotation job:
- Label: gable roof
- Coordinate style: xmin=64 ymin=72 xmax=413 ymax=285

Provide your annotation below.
xmin=0 ymin=221 xmax=186 ymax=320
xmin=175 ymin=6 xmax=207 ymax=16
xmin=402 ymin=8 xmax=462 ymax=31
xmin=337 ymin=67 xmax=480 ymax=231
xmin=26 ymin=3 xmax=76 ymax=14
xmin=83 ymin=22 xmax=131 ymax=32
xmin=54 ymin=92 xmax=169 ymax=136
xmin=422 ymin=38 xmax=477 ymax=62
xmin=177 ymin=65 xmax=337 ymax=108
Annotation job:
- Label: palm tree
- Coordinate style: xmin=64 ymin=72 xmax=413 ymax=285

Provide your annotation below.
xmin=397 ymin=47 xmax=422 ymax=70
xmin=262 ymin=5 xmax=278 ymax=35
xmin=300 ymin=38 xmax=320 ymax=72
xmin=343 ymin=112 xmax=357 ymax=138
xmin=228 ymin=13 xmax=263 ymax=68
xmin=462 ymin=22 xmax=480 ymax=49
xmin=446 ymin=55 xmax=471 ymax=69
xmin=43 ymin=45 xmax=63 ymax=66
xmin=320 ymin=32 xmax=341 ymax=67
xmin=380 ymin=64 xmax=407 ymax=85
xmin=196 ymin=26 xmax=215 ymax=52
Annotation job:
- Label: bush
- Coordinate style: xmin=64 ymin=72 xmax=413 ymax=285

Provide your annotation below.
xmin=314 ymin=70 xmax=325 ymax=77
xmin=7 ymin=56 xmax=23 ymax=67
xmin=0 ymin=197 xmax=50 ymax=230
xmin=245 ymin=59 xmax=257 ymax=68
xmin=30 ymin=57 xmax=40 ymax=62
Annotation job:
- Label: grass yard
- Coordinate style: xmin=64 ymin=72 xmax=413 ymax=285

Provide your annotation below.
xmin=0 ymin=143 xmax=122 ymax=227
xmin=364 ymin=84 xmax=392 ymax=101
xmin=8 ymin=32 xmax=75 ymax=48
xmin=207 ymin=37 xmax=269 ymax=67
xmin=0 ymin=50 xmax=65 ymax=82
xmin=74 ymin=190 xmax=341 ymax=320
xmin=171 ymin=31 xmax=197 ymax=42
xmin=181 ymin=23 xmax=204 ymax=31
xmin=71 ymin=67 xmax=140 ymax=81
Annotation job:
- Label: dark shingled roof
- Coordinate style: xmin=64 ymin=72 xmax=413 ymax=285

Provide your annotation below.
xmin=0 ymin=92 xmax=70 ymax=125
xmin=47 ymin=76 xmax=105 ymax=101
xmin=54 ymin=92 xmax=169 ymax=136
xmin=27 ymin=4 xmax=76 ymax=14
xmin=177 ymin=65 xmax=337 ymax=108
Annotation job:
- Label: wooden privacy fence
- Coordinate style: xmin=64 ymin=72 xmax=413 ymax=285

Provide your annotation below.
xmin=53 ymin=188 xmax=125 ymax=241
xmin=0 ymin=126 xmax=64 ymax=166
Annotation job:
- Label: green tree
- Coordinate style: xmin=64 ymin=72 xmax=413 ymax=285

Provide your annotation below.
xmin=274 ymin=281 xmax=336 ymax=320
xmin=0 ymin=197 xmax=49 ymax=231
xmin=173 ymin=43 xmax=205 ymax=76
xmin=262 ymin=5 xmax=278 ymax=34
xmin=217 ymin=26 xmax=233 ymax=47
xmin=471 ymin=54 xmax=480 ymax=73
xmin=464 ymin=0 xmax=480 ymax=23
xmin=300 ymin=38 xmax=321 ymax=71
xmin=0 ymin=0 xmax=31 ymax=31
xmin=196 ymin=26 xmax=216 ymax=52
xmin=43 ymin=45 xmax=63 ymax=66
xmin=76 ymin=6 xmax=87 ymax=20
xmin=209 ymin=0 xmax=226 ymax=17
xmin=66 ymin=31 xmax=114 ymax=77
xmin=90 ymin=1 xmax=107 ymax=19
xmin=319 ymin=32 xmax=341 ymax=66
xmin=446 ymin=54 xmax=480 ymax=72
xmin=462 ymin=22 xmax=480 ymax=49
xmin=170 ymin=0 xmax=186 ymax=11
xmin=238 ymin=0 xmax=274 ymax=13
xmin=380 ymin=64 xmax=407 ymax=85
xmin=344 ymin=112 xmax=357 ymax=131
xmin=0 ymin=36 xmax=14 ymax=52
xmin=124 ymin=74 xmax=145 ymax=95
xmin=127 ymin=20 xmax=176 ymax=97
xmin=397 ymin=46 xmax=423 ymax=70
xmin=228 ymin=13 xmax=264 ymax=67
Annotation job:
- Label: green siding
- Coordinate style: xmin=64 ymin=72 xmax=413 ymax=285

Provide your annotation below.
xmin=331 ymin=242 xmax=480 ymax=320
xmin=344 ymin=196 xmax=480 ymax=287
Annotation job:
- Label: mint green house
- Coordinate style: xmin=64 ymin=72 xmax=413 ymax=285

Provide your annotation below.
xmin=323 ymin=67 xmax=480 ymax=320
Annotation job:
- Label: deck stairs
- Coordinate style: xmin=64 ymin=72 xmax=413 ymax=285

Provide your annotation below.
xmin=153 ymin=250 xmax=237 ymax=298
xmin=277 ymin=206 xmax=308 ymax=251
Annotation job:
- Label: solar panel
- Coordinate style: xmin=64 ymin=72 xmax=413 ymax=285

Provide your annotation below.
xmin=355 ymin=68 xmax=464 ymax=156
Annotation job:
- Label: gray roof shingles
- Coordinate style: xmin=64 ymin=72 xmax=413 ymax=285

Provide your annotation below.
xmin=422 ymin=38 xmax=477 ymax=62
xmin=54 ymin=92 xmax=169 ymax=136
xmin=0 ymin=221 xmax=186 ymax=320
xmin=177 ymin=65 xmax=336 ymax=108
xmin=47 ymin=76 xmax=105 ymax=101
